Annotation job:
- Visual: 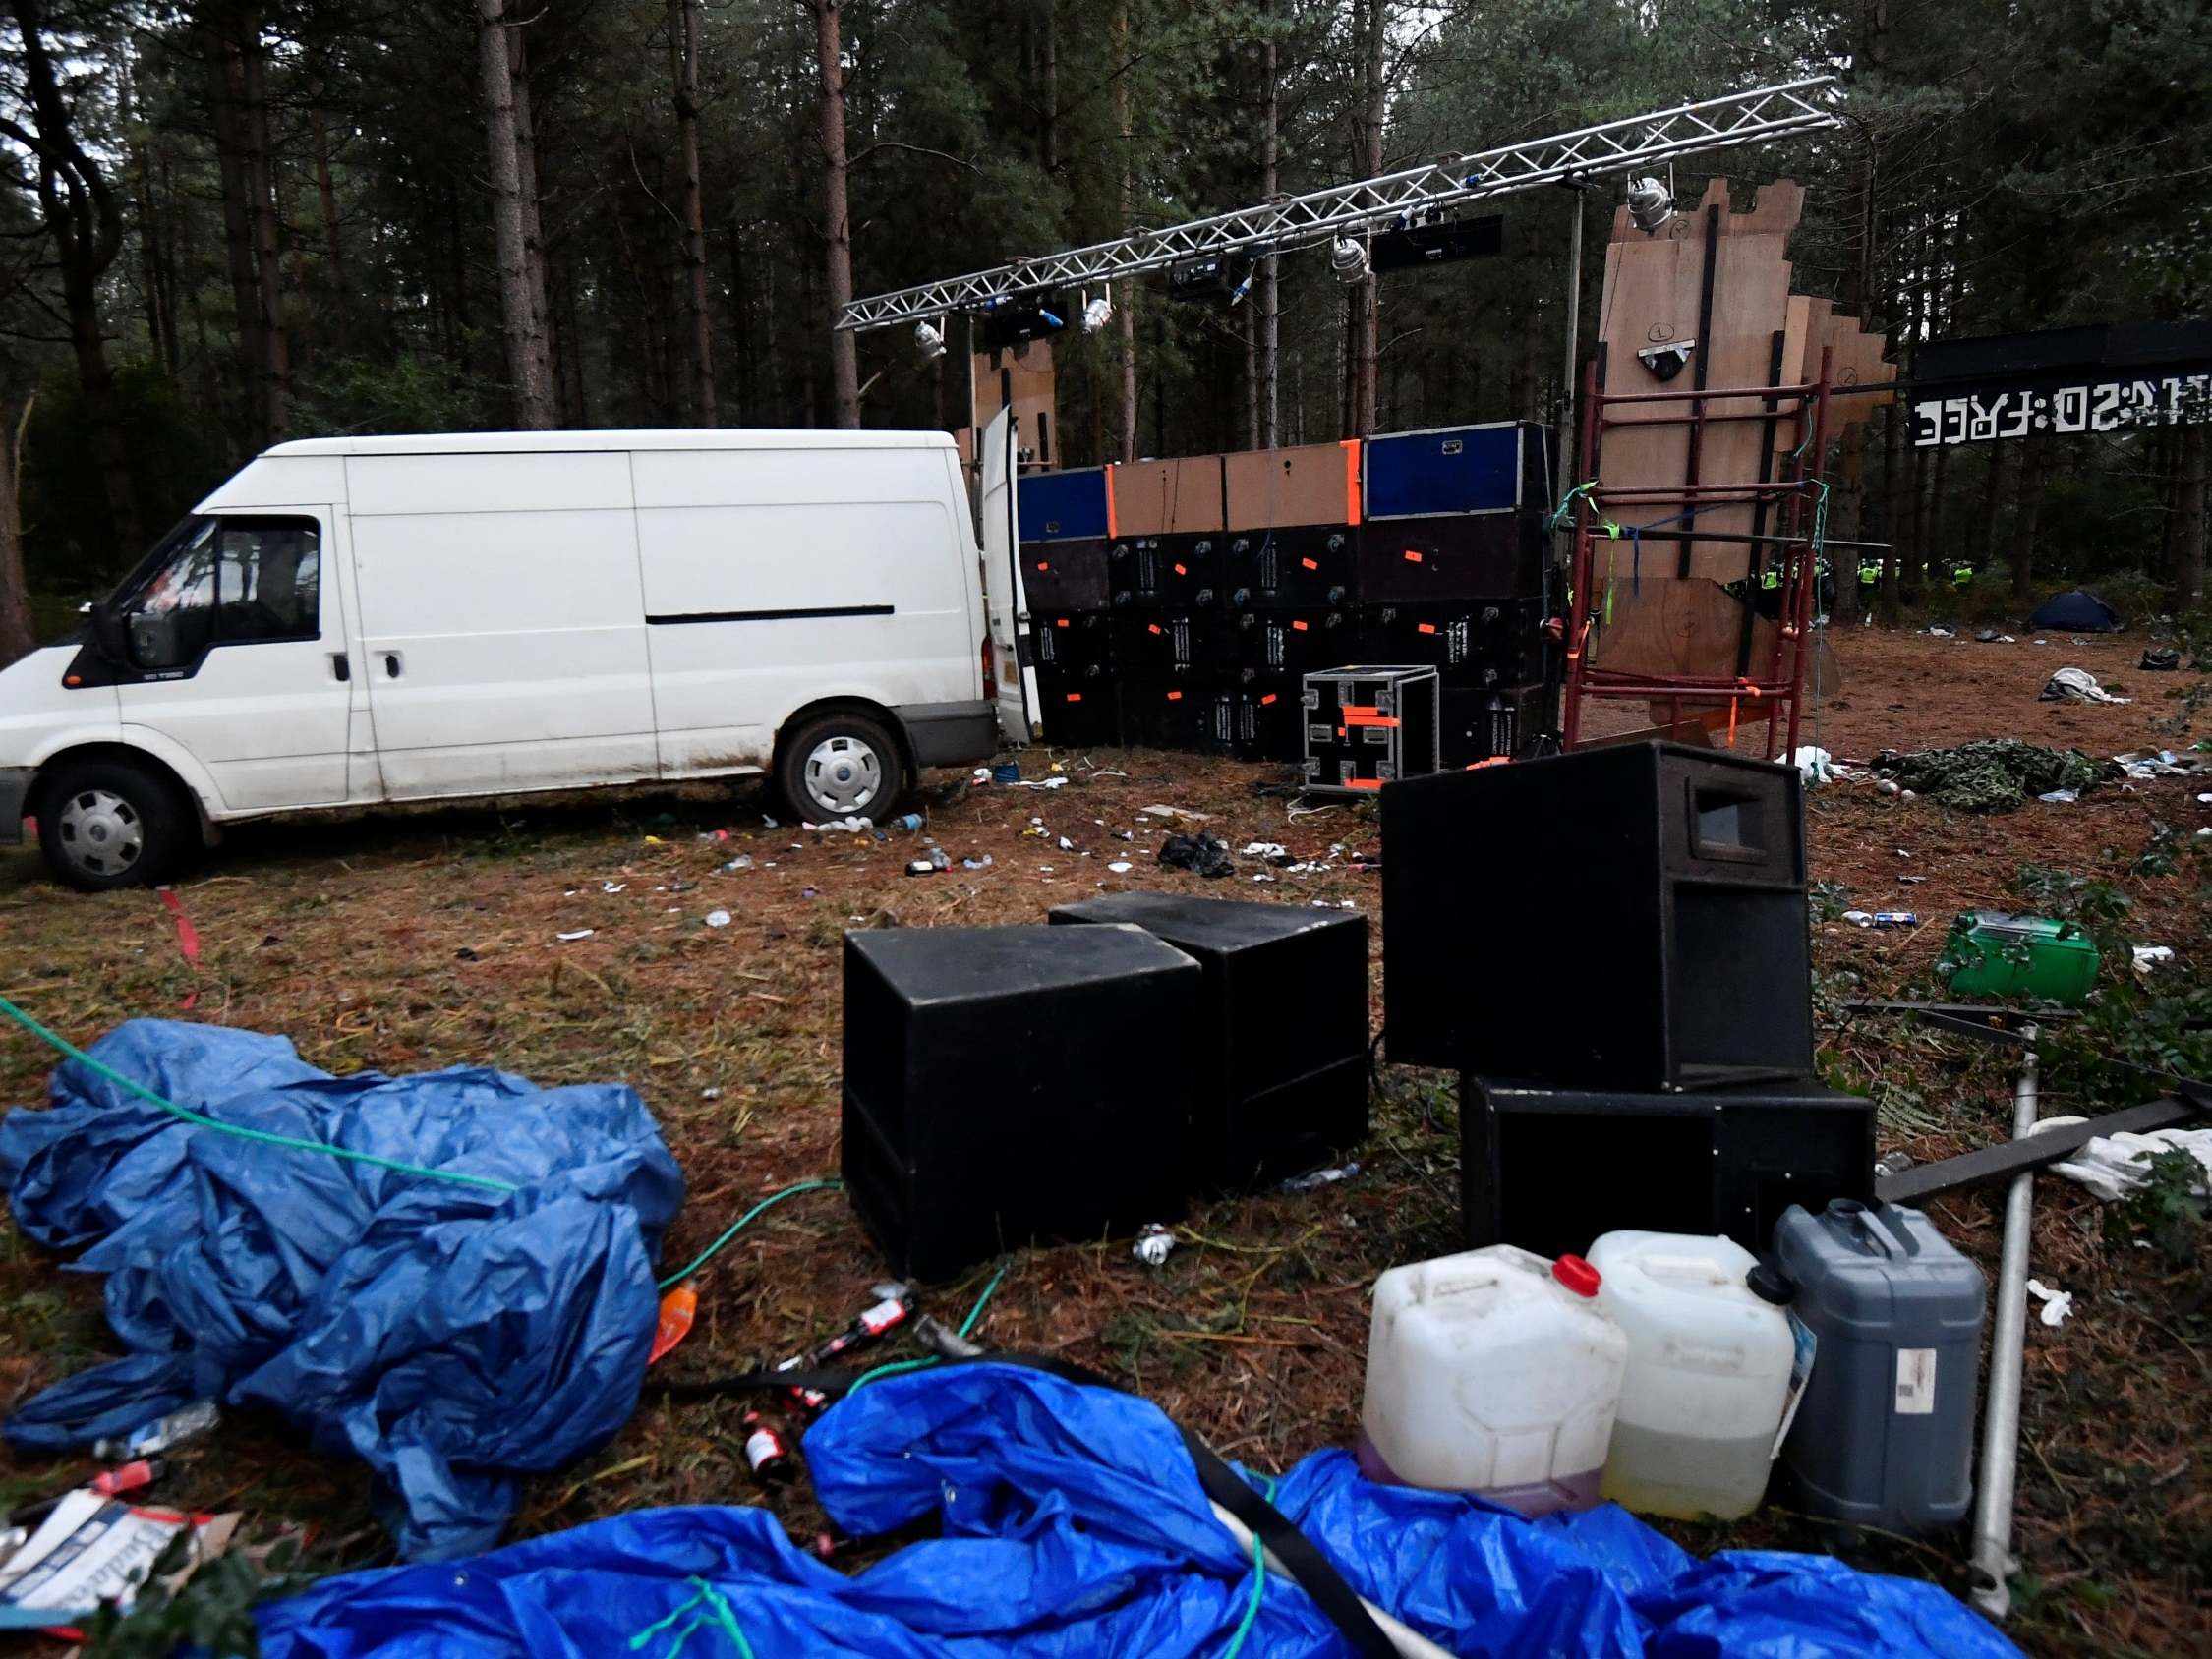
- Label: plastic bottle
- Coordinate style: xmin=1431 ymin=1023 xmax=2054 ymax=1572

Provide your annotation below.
xmin=1588 ymin=1231 xmax=1803 ymax=1520
xmin=1358 ymin=1246 xmax=1627 ymax=1516
xmin=92 ymin=1401 xmax=219 ymax=1461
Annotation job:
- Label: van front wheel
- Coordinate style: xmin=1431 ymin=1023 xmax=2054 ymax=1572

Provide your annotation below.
xmin=777 ymin=711 xmax=908 ymax=825
xmin=35 ymin=758 xmax=188 ymax=891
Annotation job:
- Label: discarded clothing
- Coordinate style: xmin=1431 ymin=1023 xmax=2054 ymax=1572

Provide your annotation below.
xmin=1159 ymin=831 xmax=1236 ymax=878
xmin=2139 ymin=647 xmax=2181 ymax=671
xmin=0 ymin=1019 xmax=683 ymax=1562
xmin=1872 ymin=740 xmax=2111 ymax=813
xmin=2039 ymin=666 xmax=2131 ymax=706
xmin=254 ymin=1363 xmax=2017 ymax=1658
xmin=2030 ymin=1117 xmax=2212 ymax=1203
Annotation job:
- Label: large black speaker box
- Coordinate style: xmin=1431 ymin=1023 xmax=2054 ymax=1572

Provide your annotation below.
xmin=842 ymin=925 xmax=1199 ymax=1280
xmin=1050 ymin=894 xmax=1369 ymax=1190
xmin=1382 ymin=742 xmax=1813 ymax=1089
xmin=1461 ymin=1075 xmax=1875 ymax=1257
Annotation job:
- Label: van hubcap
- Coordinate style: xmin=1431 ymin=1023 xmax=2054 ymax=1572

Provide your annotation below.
xmin=802 ymin=735 xmax=884 ymax=816
xmin=57 ymin=788 xmax=144 ymax=876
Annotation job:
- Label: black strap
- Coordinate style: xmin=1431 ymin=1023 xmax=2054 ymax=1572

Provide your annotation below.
xmin=653 ymin=1349 xmax=1400 ymax=1658
xmin=649 ymin=1366 xmax=859 ymax=1401
xmin=967 ymin=1351 xmax=1401 ymax=1659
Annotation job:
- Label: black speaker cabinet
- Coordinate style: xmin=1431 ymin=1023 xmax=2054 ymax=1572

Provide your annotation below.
xmin=1461 ymin=1075 xmax=1875 ymax=1257
xmin=1223 ymin=526 xmax=1357 ymax=610
xmin=1361 ymin=598 xmax=1548 ymax=690
xmin=1440 ymin=682 xmax=1555 ymax=767
xmin=843 ymin=925 xmax=1199 ymax=1280
xmin=1023 ymin=539 xmax=1110 ymax=612
xmin=1050 ymin=894 xmax=1369 ymax=1190
xmin=1109 ymin=534 xmax=1220 ymax=610
xmin=1355 ymin=512 xmax=1543 ymax=601
xmin=1383 ymin=742 xmax=1813 ymax=1088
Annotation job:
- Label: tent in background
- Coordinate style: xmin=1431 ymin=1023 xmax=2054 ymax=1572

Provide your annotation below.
xmin=2027 ymin=589 xmax=2122 ymax=632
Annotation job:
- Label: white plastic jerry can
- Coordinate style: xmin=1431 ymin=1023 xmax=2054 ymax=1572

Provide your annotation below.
xmin=1358 ymin=1245 xmax=1628 ymax=1516
xmin=1588 ymin=1230 xmax=1805 ymax=1521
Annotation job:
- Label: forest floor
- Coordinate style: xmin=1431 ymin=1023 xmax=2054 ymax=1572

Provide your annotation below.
xmin=0 ymin=625 xmax=2206 ymax=1656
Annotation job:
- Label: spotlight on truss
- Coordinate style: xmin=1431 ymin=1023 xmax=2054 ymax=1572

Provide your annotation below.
xmin=1079 ymin=291 xmax=1113 ymax=332
xmin=1625 ymin=176 xmax=1675 ymax=234
xmin=913 ymin=317 xmax=947 ymax=362
xmin=1330 ymin=235 xmax=1370 ymax=284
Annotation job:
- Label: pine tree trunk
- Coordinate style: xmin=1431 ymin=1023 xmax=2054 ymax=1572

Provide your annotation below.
xmin=1113 ymin=0 xmax=1136 ymax=460
xmin=208 ymin=27 xmax=263 ymax=428
xmin=1037 ymin=0 xmax=1056 ymax=175
xmin=310 ymin=107 xmax=348 ymax=295
xmin=1350 ymin=0 xmax=1386 ymax=435
xmin=809 ymin=0 xmax=861 ymax=428
xmin=506 ymin=17 xmax=560 ymax=423
xmin=2176 ymin=425 xmax=2207 ymax=610
xmin=238 ymin=17 xmax=288 ymax=441
xmin=1257 ymin=23 xmax=1278 ymax=448
xmin=477 ymin=0 xmax=558 ymax=429
xmin=0 ymin=397 xmax=34 ymax=669
xmin=668 ymin=0 xmax=716 ymax=425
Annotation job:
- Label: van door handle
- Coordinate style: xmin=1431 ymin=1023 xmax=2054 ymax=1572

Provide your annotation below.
xmin=382 ymin=653 xmax=403 ymax=679
xmin=330 ymin=652 xmax=349 ymax=682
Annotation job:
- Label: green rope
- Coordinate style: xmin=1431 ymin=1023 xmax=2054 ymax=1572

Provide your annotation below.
xmin=1218 ymin=1474 xmax=1275 ymax=1659
xmin=628 ymin=1577 xmax=757 ymax=1659
xmin=0 ymin=991 xmax=520 ymax=1195
xmin=849 ymin=1260 xmax=1011 ymax=1392
xmin=627 ymin=1586 xmax=710 ymax=1650
xmin=657 ymin=1178 xmax=844 ymax=1290
xmin=1544 ymin=479 xmax=1600 ymax=533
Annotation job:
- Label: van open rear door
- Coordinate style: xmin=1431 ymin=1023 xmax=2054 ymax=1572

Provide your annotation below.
xmin=977 ymin=407 xmax=1037 ymax=745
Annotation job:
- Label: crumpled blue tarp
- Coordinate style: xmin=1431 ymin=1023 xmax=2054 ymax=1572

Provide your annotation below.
xmin=0 ymin=1018 xmax=683 ymax=1562
xmin=255 ymin=1362 xmax=2018 ymax=1658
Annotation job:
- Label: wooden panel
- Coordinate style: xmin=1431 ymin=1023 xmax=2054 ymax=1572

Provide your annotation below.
xmin=1109 ymin=455 xmax=1226 ymax=535
xmin=1587 ymin=575 xmax=1778 ymax=681
xmin=1598 ymin=179 xmax=1815 ymax=583
xmin=970 ymin=340 xmax=1060 ymax=467
xmin=1223 ymin=441 xmax=1358 ymax=530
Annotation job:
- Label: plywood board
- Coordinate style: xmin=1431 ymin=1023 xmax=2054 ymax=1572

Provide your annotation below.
xmin=1109 ymin=455 xmax=1226 ymax=535
xmin=1223 ymin=441 xmax=1359 ymax=530
xmin=971 ymin=340 xmax=1061 ymax=468
xmin=1587 ymin=575 xmax=1780 ymax=681
xmin=1597 ymin=179 xmax=1800 ymax=584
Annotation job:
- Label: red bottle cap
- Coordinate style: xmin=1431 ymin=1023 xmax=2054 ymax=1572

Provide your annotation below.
xmin=1552 ymin=1254 xmax=1601 ymax=1297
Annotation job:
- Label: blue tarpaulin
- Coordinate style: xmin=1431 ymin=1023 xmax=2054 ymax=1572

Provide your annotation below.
xmin=256 ymin=1363 xmax=2018 ymax=1658
xmin=0 ymin=1018 xmax=683 ymax=1562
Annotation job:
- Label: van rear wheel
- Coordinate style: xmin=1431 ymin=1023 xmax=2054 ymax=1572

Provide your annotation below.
xmin=777 ymin=711 xmax=907 ymax=825
xmin=35 ymin=758 xmax=188 ymax=892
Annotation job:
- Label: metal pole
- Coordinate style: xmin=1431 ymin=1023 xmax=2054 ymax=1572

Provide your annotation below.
xmin=1556 ymin=183 xmax=1585 ymax=486
xmin=1970 ymin=1032 xmax=2038 ymax=1621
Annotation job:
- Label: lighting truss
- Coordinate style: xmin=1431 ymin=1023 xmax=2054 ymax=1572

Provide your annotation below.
xmin=838 ymin=77 xmax=1842 ymax=331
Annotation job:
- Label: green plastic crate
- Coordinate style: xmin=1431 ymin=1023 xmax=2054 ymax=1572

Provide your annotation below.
xmin=1937 ymin=911 xmax=2101 ymax=1005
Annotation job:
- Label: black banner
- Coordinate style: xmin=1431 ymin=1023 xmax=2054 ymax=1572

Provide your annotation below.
xmin=1909 ymin=320 xmax=2212 ymax=448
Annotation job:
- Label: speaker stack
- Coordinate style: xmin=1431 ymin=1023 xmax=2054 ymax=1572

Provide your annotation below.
xmin=1380 ymin=742 xmax=1874 ymax=1257
xmin=843 ymin=899 xmax=1373 ymax=1279
xmin=1015 ymin=421 xmax=1563 ymax=767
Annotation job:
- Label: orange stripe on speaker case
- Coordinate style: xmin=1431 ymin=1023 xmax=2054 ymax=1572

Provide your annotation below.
xmin=1344 ymin=715 xmax=1400 ymax=729
xmin=1340 ymin=438 xmax=1362 ymax=526
xmin=1105 ymin=465 xmax=1119 ymax=539
xmin=1344 ymin=777 xmax=1382 ymax=790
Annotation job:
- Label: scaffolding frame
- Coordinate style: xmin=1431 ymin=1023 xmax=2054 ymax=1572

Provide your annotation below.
xmin=838 ymin=78 xmax=1842 ymax=331
xmin=1561 ymin=349 xmax=1834 ymax=760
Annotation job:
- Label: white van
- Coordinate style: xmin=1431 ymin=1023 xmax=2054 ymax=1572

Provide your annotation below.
xmin=0 ymin=419 xmax=1040 ymax=889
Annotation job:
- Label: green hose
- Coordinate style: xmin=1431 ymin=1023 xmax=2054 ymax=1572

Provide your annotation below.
xmin=0 ymin=991 xmax=519 ymax=1194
